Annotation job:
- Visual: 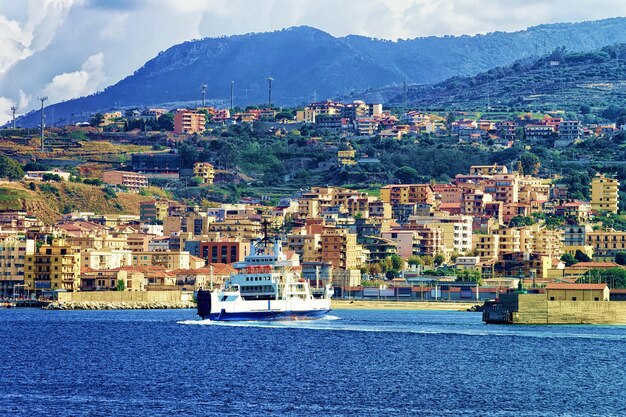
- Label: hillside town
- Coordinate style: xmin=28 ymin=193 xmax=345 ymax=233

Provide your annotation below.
xmin=88 ymin=99 xmax=620 ymax=147
xmin=2 ymin=156 xmax=625 ymax=301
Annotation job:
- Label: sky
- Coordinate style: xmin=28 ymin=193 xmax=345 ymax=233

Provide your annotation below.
xmin=0 ymin=0 xmax=625 ymax=124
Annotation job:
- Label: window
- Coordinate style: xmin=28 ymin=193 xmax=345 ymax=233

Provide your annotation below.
xmin=549 ymin=297 xmax=555 ymax=301
xmin=572 ymin=297 xmax=577 ymax=301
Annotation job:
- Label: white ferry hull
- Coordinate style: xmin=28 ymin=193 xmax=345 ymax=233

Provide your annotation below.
xmin=197 ymin=289 xmax=331 ymax=321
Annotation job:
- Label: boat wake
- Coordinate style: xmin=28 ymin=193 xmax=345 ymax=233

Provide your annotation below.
xmin=177 ymin=318 xmax=626 ymax=341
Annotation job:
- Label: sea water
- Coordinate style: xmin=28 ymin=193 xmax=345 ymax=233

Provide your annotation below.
xmin=1 ymin=308 xmax=626 ymax=416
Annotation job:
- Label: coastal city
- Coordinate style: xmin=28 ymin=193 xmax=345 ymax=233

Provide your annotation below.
xmin=5 ymin=3 xmax=626 ymax=416
xmin=2 ymin=97 xmax=626 ymax=316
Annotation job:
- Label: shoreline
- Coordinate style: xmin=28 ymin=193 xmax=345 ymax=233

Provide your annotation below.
xmin=332 ymin=299 xmax=482 ymax=311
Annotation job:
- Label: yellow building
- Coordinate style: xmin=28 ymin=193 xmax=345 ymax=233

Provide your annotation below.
xmin=193 ymin=162 xmax=215 ymax=185
xmin=25 ymin=238 xmax=81 ymax=292
xmin=140 ymin=200 xmax=170 ymax=222
xmin=380 ymin=184 xmax=434 ymax=205
xmin=530 ymin=226 xmax=564 ymax=259
xmin=474 ymin=234 xmax=499 ymax=260
xmin=545 ymin=283 xmax=609 ymax=302
xmin=287 ymin=230 xmax=322 ymax=262
xmin=591 ymin=174 xmax=619 ymax=214
xmin=337 ymin=149 xmax=357 ymax=165
xmin=209 ymin=218 xmax=261 ymax=241
xmin=131 ymin=251 xmax=190 ymax=270
xmin=586 ymin=230 xmax=626 ymax=261
xmin=0 ymin=235 xmax=35 ymax=296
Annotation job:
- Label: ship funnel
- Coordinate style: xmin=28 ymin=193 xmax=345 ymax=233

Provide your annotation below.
xmin=274 ymin=237 xmax=281 ymax=256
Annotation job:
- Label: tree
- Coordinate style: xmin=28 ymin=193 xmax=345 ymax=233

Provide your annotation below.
xmin=519 ymin=152 xmax=540 ymax=176
xmin=434 ymin=253 xmax=445 ymax=266
xmin=508 ymin=216 xmax=534 ymax=227
xmin=116 ymin=279 xmax=126 ymax=291
xmin=574 ymin=249 xmax=592 ymax=263
xmin=389 ymin=254 xmax=405 ymax=271
xmin=407 ymin=256 xmax=424 ymax=267
xmin=394 ymin=166 xmax=420 ymax=184
xmin=560 ymin=253 xmax=578 ymax=267
xmin=158 ymin=112 xmax=175 ymax=131
xmin=456 ymin=268 xmax=482 ymax=283
xmin=615 ymin=252 xmax=626 ymax=265
xmin=367 ymin=262 xmax=382 ymax=277
xmin=89 ymin=113 xmax=104 ymax=127
xmin=0 ymin=156 xmax=24 ymax=180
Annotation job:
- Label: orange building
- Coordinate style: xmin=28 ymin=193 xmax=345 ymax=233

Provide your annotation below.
xmin=173 ymin=110 xmax=206 ymax=134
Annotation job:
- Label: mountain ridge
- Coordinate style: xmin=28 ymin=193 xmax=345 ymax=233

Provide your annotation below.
xmin=15 ymin=18 xmax=626 ymax=127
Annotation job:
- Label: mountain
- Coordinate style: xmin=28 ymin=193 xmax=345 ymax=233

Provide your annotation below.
xmin=359 ymin=43 xmax=626 ymax=115
xmin=16 ymin=18 xmax=626 ymax=126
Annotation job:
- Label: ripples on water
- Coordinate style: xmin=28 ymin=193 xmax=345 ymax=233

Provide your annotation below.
xmin=2 ymin=308 xmax=626 ymax=416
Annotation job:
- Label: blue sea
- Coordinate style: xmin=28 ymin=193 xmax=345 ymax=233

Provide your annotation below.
xmin=2 ymin=308 xmax=626 ymax=417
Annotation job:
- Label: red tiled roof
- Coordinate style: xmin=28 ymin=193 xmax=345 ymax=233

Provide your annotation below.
xmin=571 ymin=262 xmax=620 ymax=269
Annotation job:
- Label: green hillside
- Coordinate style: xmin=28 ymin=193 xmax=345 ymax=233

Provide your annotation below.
xmin=379 ymin=44 xmax=626 ymax=118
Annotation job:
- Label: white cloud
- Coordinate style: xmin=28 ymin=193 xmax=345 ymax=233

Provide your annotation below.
xmin=40 ymin=52 xmax=105 ymax=103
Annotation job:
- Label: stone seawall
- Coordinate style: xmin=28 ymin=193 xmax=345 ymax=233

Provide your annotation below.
xmin=47 ymin=291 xmax=196 ymax=310
xmin=45 ymin=300 xmax=195 ymax=310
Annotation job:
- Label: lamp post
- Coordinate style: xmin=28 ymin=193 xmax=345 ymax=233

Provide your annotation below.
xmin=37 ymin=96 xmax=48 ymax=153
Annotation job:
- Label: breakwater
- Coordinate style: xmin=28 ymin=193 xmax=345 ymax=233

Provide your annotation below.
xmin=45 ymin=290 xmax=195 ymax=310
xmin=332 ymin=299 xmax=481 ymax=311
xmin=45 ymin=300 xmax=195 ymax=310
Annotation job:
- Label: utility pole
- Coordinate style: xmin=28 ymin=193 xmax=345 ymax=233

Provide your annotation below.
xmin=10 ymin=106 xmax=17 ymax=129
xmin=230 ymin=80 xmax=234 ymax=110
xmin=38 ymin=96 xmax=48 ymax=153
xmin=201 ymin=84 xmax=207 ymax=107
xmin=267 ymin=77 xmax=273 ymax=108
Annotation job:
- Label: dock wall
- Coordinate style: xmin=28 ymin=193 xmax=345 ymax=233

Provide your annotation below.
xmin=56 ymin=291 xmax=191 ymax=303
xmin=493 ymin=293 xmax=626 ymax=324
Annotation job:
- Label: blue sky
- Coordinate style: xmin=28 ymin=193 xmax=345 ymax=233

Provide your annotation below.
xmin=0 ymin=0 xmax=624 ymax=123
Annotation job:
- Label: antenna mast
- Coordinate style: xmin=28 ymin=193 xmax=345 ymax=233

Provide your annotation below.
xmin=230 ymin=80 xmax=234 ymax=110
xmin=267 ymin=77 xmax=273 ymax=108
xmin=10 ymin=106 xmax=17 ymax=129
xmin=201 ymin=84 xmax=207 ymax=107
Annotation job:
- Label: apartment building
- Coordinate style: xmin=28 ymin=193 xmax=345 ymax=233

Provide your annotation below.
xmin=193 ymin=162 xmax=215 ymax=185
xmin=131 ymin=251 xmax=190 ymax=270
xmin=591 ymin=174 xmax=619 ymax=214
xmin=0 ymin=235 xmax=35 ymax=296
xmin=380 ymin=184 xmax=434 ymax=206
xmin=586 ymin=230 xmax=626 ymax=261
xmin=173 ymin=110 xmax=206 ymax=134
xmin=24 ymin=239 xmax=81 ymax=292
xmin=102 ymin=171 xmax=148 ymax=192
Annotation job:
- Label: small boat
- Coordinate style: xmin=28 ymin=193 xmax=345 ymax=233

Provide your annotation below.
xmin=197 ymin=227 xmax=333 ymax=321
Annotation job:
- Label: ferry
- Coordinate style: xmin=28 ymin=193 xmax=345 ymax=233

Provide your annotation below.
xmin=196 ymin=229 xmax=333 ymax=321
